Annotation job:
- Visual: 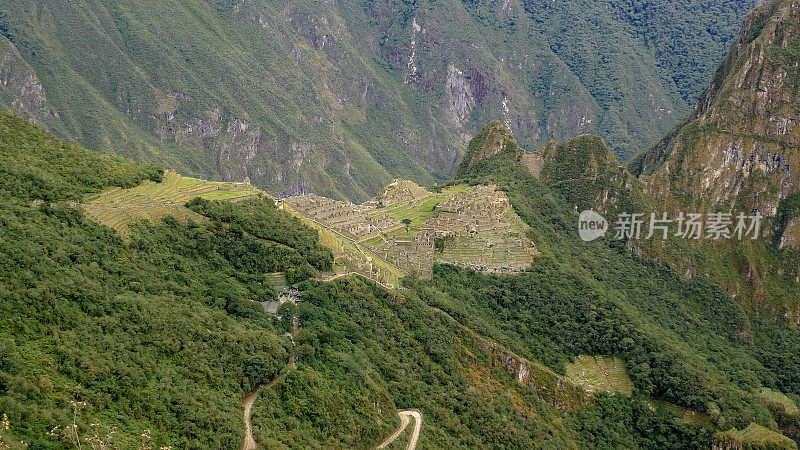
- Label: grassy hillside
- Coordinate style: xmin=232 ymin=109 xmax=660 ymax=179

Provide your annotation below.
xmin=455 ymin=120 xmax=524 ymax=178
xmin=0 ymin=0 xmax=755 ymax=202
xmin=566 ymin=356 xmax=635 ymax=396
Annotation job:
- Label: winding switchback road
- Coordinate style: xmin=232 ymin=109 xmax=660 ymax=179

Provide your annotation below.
xmin=376 ymin=409 xmax=423 ymax=450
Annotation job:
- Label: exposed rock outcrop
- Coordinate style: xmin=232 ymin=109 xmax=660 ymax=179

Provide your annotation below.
xmin=0 ymin=36 xmax=54 ymax=123
xmin=632 ymin=0 xmax=800 ymax=221
xmin=624 ymin=0 xmax=800 ymax=319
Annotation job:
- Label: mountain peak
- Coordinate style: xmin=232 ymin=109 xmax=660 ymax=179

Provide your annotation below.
xmin=455 ymin=121 xmax=523 ymax=178
xmin=629 ymin=0 xmax=800 ymax=216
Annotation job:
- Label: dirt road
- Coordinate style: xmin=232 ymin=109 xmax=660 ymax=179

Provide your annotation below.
xmin=241 ymin=387 xmax=259 ymax=450
xmin=376 ymin=410 xmax=423 ymax=450
xmin=241 ymin=331 xmax=296 ymax=450
xmin=240 ymin=365 xmax=290 ymax=450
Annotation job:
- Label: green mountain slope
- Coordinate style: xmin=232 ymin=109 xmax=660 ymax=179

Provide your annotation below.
xmin=619 ymin=0 xmax=800 ymax=320
xmin=0 ymin=0 xmax=755 ymax=201
xmin=3 ymin=108 xmax=800 ymax=448
xmin=449 ymin=134 xmax=800 ymax=446
xmin=0 ymin=108 xmax=705 ymax=448
xmin=0 ymin=109 xmax=327 ymax=447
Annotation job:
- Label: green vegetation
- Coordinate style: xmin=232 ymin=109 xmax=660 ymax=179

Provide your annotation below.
xmin=0 ymin=114 xmax=307 ymax=447
xmin=81 ymin=170 xmax=262 ymax=238
xmin=759 ymin=388 xmax=800 ymax=415
xmin=249 ymin=276 xmax=718 ymax=448
xmin=0 ymin=111 xmax=343 ymax=447
xmin=773 ymin=192 xmax=800 ymax=247
xmin=622 ymin=0 xmax=800 ymax=326
xmin=441 ymin=147 xmax=800 ymax=441
xmin=455 ymin=121 xmax=524 ymax=178
xmin=0 ymin=110 xmax=162 ymax=203
xmin=5 ymin=106 xmax=800 ymax=448
xmin=569 ymin=394 xmax=713 ymax=449
xmin=522 ymin=0 xmax=756 ymax=160
xmin=0 ymin=0 xmax=754 ymax=200
xmin=717 ymin=422 xmax=798 ymax=449
xmin=536 ymin=134 xmax=645 ymax=213
xmin=186 ymin=197 xmax=334 ymax=273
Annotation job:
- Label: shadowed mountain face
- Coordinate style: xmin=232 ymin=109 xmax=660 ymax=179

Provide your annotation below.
xmin=0 ymin=0 xmax=754 ymax=201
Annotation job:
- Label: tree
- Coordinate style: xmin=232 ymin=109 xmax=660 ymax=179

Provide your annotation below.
xmin=402 ymin=218 xmax=412 ymax=233
xmin=277 ymin=302 xmax=297 ymax=333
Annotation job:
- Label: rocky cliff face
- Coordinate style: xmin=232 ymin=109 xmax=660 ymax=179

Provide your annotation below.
xmin=508 ymin=0 xmax=800 ymax=319
xmin=0 ymin=36 xmax=55 ymax=125
xmin=632 ymin=0 xmax=800 ymax=225
xmin=618 ymin=0 xmax=800 ymax=321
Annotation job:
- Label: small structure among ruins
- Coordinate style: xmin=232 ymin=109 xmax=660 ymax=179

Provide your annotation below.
xmin=262 ymin=285 xmax=303 ymax=317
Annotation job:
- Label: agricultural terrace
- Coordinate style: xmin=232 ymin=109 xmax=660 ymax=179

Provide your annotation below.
xmin=279 ymin=202 xmax=405 ymax=288
xmin=716 ymin=423 xmax=797 ymax=449
xmin=565 ymin=355 xmax=634 ymax=396
xmin=81 ymin=170 xmax=261 ymax=238
xmin=567 ymin=356 xmax=720 ymax=428
xmin=758 ymin=387 xmax=799 ymax=414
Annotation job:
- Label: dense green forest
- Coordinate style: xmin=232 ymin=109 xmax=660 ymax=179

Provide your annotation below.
xmin=186 ymin=197 xmax=333 ymax=276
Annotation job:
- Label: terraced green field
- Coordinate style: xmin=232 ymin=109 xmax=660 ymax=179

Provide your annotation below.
xmin=758 ymin=387 xmax=800 ymax=414
xmin=717 ymin=423 xmax=797 ymax=449
xmin=82 ymin=170 xmax=262 ymax=238
xmin=565 ymin=355 xmax=634 ymax=396
xmin=264 ymin=272 xmax=287 ymax=286
xmin=282 ymin=203 xmax=405 ymax=288
xmin=82 ymin=171 xmax=531 ymax=288
xmin=367 ymin=185 xmax=478 ymax=234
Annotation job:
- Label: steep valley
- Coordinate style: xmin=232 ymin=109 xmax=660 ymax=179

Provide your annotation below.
xmin=0 ymin=0 xmax=757 ymax=202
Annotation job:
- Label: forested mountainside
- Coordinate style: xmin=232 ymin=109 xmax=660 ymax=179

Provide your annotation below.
xmin=0 ymin=0 xmax=755 ymax=202
xmin=629 ymin=0 xmax=800 ymax=217
xmin=3 ymin=106 xmax=800 ymax=448
xmin=572 ymin=0 xmax=800 ymax=321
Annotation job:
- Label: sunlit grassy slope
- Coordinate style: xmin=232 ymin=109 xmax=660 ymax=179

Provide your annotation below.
xmin=81 ymin=170 xmax=261 ymax=238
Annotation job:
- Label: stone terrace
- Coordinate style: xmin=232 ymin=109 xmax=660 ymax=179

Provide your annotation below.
xmin=283 ymin=180 xmax=538 ymax=283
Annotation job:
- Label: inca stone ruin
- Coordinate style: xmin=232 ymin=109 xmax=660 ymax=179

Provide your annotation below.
xmin=282 ymin=179 xmax=538 ymax=287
